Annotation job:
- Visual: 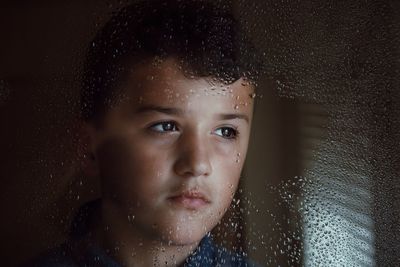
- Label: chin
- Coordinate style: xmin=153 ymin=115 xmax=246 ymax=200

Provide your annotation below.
xmin=164 ymin=209 xmax=228 ymax=246
xmin=167 ymin=231 xmax=205 ymax=246
xmin=158 ymin=220 xmax=211 ymax=246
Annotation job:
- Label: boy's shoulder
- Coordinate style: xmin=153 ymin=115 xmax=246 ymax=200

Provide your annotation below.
xmin=19 ymin=243 xmax=77 ymax=267
xmin=19 ymin=240 xmax=119 ymax=267
xmin=21 ymin=236 xmax=261 ymax=267
xmin=186 ymin=234 xmax=262 ymax=267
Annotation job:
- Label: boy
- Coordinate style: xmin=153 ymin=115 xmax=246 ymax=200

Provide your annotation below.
xmin=29 ymin=0 xmax=262 ymax=266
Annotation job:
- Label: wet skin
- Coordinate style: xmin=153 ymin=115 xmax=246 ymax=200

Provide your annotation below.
xmin=85 ymin=57 xmax=255 ymax=266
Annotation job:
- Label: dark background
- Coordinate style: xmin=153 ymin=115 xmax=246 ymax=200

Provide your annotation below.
xmin=1 ymin=1 xmax=399 ymax=266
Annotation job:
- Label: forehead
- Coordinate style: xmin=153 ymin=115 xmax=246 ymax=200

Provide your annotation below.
xmin=120 ymin=58 xmax=255 ymax=109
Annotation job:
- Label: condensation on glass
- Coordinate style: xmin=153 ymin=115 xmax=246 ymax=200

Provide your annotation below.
xmin=237 ymin=0 xmax=399 ymax=266
xmin=0 ymin=0 xmax=398 ymax=266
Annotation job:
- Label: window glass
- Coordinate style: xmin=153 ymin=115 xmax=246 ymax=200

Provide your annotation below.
xmin=0 ymin=1 xmax=398 ymax=266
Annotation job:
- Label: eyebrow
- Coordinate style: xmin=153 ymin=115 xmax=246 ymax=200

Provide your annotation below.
xmin=218 ymin=113 xmax=249 ymax=123
xmin=136 ymin=105 xmax=249 ymax=123
xmin=136 ymin=105 xmax=185 ymax=116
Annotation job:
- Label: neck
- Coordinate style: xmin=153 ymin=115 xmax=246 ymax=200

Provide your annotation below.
xmin=93 ymin=202 xmax=200 ymax=267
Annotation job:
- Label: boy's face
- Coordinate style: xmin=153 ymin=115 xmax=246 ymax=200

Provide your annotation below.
xmin=87 ymin=58 xmax=254 ymax=246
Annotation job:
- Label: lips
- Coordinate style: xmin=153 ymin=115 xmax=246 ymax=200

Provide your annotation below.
xmin=168 ymin=190 xmax=211 ymax=209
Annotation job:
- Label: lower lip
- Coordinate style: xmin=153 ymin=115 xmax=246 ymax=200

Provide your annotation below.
xmin=168 ymin=196 xmax=209 ymax=209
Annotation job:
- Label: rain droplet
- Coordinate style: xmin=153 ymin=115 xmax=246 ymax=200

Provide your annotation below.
xmin=128 ymin=215 xmax=135 ymax=223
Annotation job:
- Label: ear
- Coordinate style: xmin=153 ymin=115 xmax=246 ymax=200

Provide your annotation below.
xmin=77 ymin=121 xmax=99 ymax=178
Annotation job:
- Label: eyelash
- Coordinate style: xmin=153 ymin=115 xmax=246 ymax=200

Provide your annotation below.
xmin=149 ymin=121 xmax=179 ymax=133
xmin=214 ymin=126 xmax=239 ymax=140
xmin=148 ymin=121 xmax=239 ymax=140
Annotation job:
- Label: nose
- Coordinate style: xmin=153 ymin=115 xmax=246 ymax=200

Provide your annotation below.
xmin=173 ymin=132 xmax=212 ymax=178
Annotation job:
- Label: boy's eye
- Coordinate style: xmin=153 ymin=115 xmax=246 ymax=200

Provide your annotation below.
xmin=150 ymin=121 xmax=178 ymax=132
xmin=214 ymin=127 xmax=238 ymax=139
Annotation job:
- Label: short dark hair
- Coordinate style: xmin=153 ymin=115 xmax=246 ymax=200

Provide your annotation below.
xmin=81 ymin=0 xmax=263 ymax=123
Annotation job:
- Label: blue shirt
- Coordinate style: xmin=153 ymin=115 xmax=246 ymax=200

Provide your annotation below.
xmin=25 ymin=234 xmax=260 ymax=267
xmin=22 ymin=200 xmax=261 ymax=267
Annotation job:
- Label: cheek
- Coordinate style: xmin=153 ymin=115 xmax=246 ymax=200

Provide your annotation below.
xmin=211 ymin=139 xmax=249 ymax=205
xmin=212 ymin=152 xmax=243 ymax=202
xmin=213 ymin=138 xmax=248 ymax=172
xmin=96 ymin=137 xmax=171 ymax=203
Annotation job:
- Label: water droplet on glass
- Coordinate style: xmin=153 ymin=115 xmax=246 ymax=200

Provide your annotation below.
xmin=128 ymin=215 xmax=135 ymax=223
